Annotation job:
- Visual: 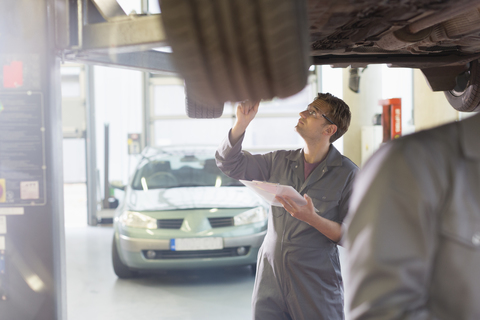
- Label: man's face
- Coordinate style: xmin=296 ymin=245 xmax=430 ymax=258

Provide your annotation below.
xmin=295 ymin=100 xmax=334 ymax=139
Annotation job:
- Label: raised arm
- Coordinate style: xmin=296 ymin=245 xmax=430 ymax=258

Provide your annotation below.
xmin=216 ymin=100 xmax=272 ymax=182
xmin=230 ymin=100 xmax=260 ymax=145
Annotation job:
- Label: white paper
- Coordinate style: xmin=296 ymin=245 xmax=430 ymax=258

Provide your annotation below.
xmin=0 ymin=236 xmax=4 ymax=250
xmin=20 ymin=181 xmax=39 ymax=200
xmin=0 ymin=207 xmax=24 ymax=215
xmin=240 ymin=180 xmax=307 ymax=207
xmin=0 ymin=216 xmax=5 ymax=234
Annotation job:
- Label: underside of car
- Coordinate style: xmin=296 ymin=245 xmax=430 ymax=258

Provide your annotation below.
xmin=308 ymin=0 xmax=480 ymax=59
xmin=308 ymin=0 xmax=480 ymax=112
xmin=160 ymin=0 xmax=480 ymax=116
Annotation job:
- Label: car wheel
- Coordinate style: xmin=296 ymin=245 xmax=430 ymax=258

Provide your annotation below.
xmin=160 ymin=0 xmax=310 ymax=113
xmin=185 ymin=87 xmax=224 ymax=119
xmin=444 ymin=60 xmax=480 ymax=112
xmin=112 ymin=235 xmax=137 ymax=279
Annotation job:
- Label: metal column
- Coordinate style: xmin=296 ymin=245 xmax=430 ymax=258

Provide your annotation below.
xmin=142 ymin=72 xmax=151 ymax=148
xmin=0 ymin=0 xmax=66 ymax=319
xmin=85 ymin=65 xmax=98 ymax=226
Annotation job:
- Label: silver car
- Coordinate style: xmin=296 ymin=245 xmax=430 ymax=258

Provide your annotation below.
xmin=112 ymin=146 xmax=269 ymax=278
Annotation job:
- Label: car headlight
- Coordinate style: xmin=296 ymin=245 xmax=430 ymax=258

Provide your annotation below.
xmin=234 ymin=207 xmax=267 ymax=226
xmin=120 ymin=211 xmax=157 ymax=229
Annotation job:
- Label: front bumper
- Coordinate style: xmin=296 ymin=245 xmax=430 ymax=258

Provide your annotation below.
xmin=116 ymin=231 xmax=266 ymax=270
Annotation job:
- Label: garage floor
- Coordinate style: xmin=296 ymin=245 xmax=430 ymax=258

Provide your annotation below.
xmin=64 ymin=183 xmax=351 ymax=320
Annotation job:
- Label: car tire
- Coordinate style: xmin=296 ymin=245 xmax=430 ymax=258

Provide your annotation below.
xmin=444 ymin=59 xmax=480 ymax=112
xmin=185 ymin=86 xmax=224 ymax=118
xmin=160 ymin=0 xmax=310 ymax=114
xmin=112 ymin=235 xmax=137 ymax=279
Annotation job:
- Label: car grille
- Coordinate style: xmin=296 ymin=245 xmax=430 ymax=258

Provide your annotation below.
xmin=142 ymin=247 xmax=250 ymax=259
xmin=208 ymin=217 xmax=234 ymax=228
xmin=157 ymin=219 xmax=183 ymax=229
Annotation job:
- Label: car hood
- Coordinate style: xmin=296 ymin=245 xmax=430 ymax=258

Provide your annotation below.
xmin=125 ymin=186 xmax=265 ymax=211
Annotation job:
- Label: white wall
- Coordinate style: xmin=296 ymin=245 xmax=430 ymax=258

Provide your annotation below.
xmin=342 ymin=65 xmax=385 ymax=166
xmin=94 ymin=66 xmax=143 ymax=193
xmin=320 ymin=66 xmax=345 ymax=154
xmin=62 ymin=64 xmax=87 ymax=183
xmin=341 ymin=65 xmax=415 ymax=166
xmin=381 ymin=66 xmax=414 ymax=135
xmin=63 ymin=139 xmax=86 ymax=183
xmin=413 ymin=69 xmax=459 ymax=131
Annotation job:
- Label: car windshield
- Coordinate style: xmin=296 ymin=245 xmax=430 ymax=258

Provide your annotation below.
xmin=131 ymin=152 xmax=243 ymax=190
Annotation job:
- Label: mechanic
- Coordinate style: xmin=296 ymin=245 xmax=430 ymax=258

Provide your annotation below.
xmin=215 ymin=93 xmax=358 ymax=319
xmin=344 ymin=112 xmax=480 ymax=319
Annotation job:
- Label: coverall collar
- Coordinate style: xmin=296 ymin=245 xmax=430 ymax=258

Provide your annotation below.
xmin=287 ymin=145 xmax=344 ymax=192
xmin=323 ymin=144 xmax=343 ymax=167
xmin=286 ymin=144 xmax=343 ymax=167
xmin=459 ymin=113 xmax=480 ymax=160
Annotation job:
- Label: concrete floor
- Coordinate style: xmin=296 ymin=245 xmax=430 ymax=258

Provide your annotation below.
xmin=64 ymin=183 xmax=351 ymax=320
xmin=64 ymin=183 xmax=256 ymax=320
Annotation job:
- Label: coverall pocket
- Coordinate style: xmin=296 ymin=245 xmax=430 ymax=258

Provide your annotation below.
xmin=271 ymin=207 xmax=286 ymax=217
xmin=309 ymin=189 xmax=341 ymax=216
xmin=439 ymin=206 xmax=480 ymax=250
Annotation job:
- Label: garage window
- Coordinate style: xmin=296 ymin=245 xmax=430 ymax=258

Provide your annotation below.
xmin=150 ymin=74 xmax=318 ymax=152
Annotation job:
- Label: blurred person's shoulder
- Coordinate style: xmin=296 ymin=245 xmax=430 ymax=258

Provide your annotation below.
xmin=371 ymin=114 xmax=480 ymax=172
xmin=397 ymin=113 xmax=480 ymax=155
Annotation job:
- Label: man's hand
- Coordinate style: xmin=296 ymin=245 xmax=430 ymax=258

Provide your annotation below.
xmin=276 ymin=194 xmax=342 ymax=242
xmin=275 ymin=194 xmax=317 ymax=225
xmin=230 ymin=100 xmax=260 ymax=145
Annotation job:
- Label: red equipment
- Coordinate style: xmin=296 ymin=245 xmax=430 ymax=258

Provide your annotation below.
xmin=379 ymin=98 xmax=402 ymax=142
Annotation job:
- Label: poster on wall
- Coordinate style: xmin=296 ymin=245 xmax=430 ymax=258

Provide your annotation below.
xmin=0 ymin=92 xmax=46 ymax=206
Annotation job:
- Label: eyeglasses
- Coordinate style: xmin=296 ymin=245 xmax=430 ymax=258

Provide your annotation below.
xmin=305 ymin=105 xmax=337 ymax=126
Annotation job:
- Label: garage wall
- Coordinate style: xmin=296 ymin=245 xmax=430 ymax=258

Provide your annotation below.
xmin=342 ymin=66 xmax=464 ymax=167
xmin=413 ymin=69 xmax=459 ymax=131
xmin=63 ymin=139 xmax=86 ymax=182
xmin=94 ymin=66 xmax=143 ymax=189
xmin=342 ymin=65 xmax=385 ymax=167
xmin=320 ymin=66 xmax=345 ymax=154
xmin=62 ymin=64 xmax=87 ymax=183
xmin=149 ymin=73 xmax=319 ymax=154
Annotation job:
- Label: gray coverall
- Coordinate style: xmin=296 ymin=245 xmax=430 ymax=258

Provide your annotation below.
xmin=216 ymin=131 xmax=358 ymax=320
xmin=344 ymin=113 xmax=480 ymax=319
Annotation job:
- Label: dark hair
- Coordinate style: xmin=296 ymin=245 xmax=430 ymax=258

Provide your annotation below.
xmin=314 ymin=93 xmax=351 ymax=143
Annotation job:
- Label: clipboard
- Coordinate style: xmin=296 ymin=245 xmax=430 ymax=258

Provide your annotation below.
xmin=240 ymin=180 xmax=307 ymax=207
